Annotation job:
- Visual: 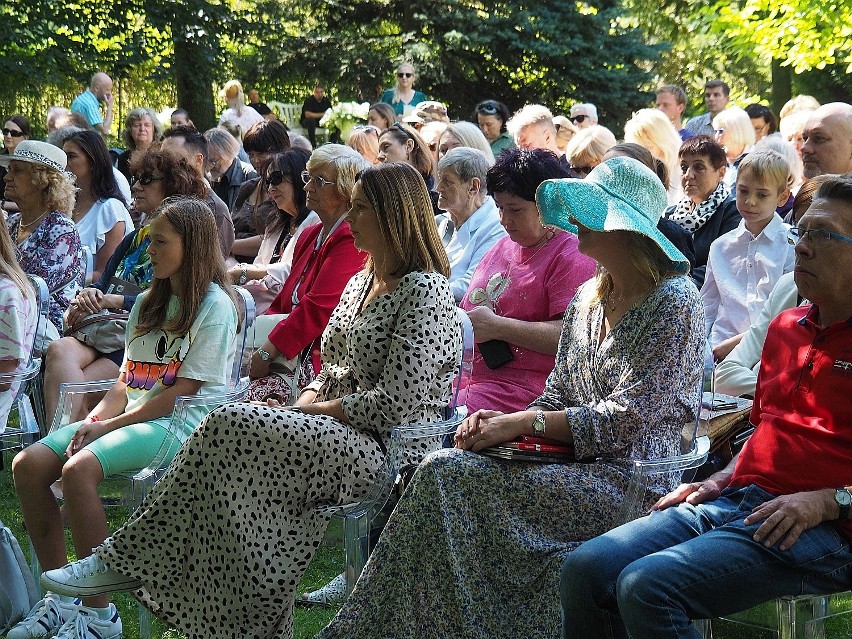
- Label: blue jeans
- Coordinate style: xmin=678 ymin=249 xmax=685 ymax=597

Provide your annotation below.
xmin=560 ymin=484 xmax=852 ymax=639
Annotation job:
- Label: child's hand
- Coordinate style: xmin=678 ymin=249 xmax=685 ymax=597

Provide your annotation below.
xmin=65 ymin=419 xmax=108 ymax=457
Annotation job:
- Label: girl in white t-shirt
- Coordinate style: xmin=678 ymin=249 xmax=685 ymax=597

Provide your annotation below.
xmin=11 ymin=196 xmax=239 ymax=639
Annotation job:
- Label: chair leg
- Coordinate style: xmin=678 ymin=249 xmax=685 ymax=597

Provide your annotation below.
xmin=138 ymin=602 xmax=152 ymax=639
xmin=343 ymin=513 xmax=370 ymax=595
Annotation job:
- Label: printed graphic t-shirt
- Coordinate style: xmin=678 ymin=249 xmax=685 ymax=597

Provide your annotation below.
xmin=122 ymin=283 xmax=238 ymax=440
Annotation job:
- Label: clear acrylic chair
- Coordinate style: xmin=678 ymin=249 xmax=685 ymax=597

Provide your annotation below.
xmin=0 ymin=275 xmax=51 ymax=476
xmin=315 ymin=307 xmax=475 ymax=594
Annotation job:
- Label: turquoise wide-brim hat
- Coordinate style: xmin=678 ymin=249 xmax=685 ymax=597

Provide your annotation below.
xmin=535 ymin=156 xmax=689 ymax=274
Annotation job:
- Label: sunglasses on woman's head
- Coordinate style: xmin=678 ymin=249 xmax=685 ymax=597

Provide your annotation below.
xmin=397 ymin=72 xmax=414 ymax=78
xmin=2 ymin=128 xmax=24 ymax=137
xmin=131 ymin=172 xmax=165 ymax=187
xmin=392 ymin=122 xmax=415 ymax=140
xmin=353 ymin=125 xmax=380 ymax=136
xmin=476 ymin=101 xmax=498 ymax=116
xmin=570 ymin=115 xmax=588 ymax=124
xmin=265 ymin=170 xmax=286 ymax=187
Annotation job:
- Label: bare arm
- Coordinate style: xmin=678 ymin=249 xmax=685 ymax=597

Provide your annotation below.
xmin=466 ymin=305 xmax=562 ymax=355
xmin=92 ymin=222 xmax=127 ymax=283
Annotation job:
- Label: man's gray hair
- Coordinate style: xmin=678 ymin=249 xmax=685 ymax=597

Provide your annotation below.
xmin=571 ymin=103 xmax=598 ymax=121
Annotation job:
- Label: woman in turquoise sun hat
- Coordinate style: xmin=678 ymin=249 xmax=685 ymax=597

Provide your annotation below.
xmin=304 ymin=155 xmax=708 ymax=639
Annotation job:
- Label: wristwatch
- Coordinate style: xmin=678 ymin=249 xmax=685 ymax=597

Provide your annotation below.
xmin=532 ymin=410 xmax=546 ymax=437
xmin=238 ymin=265 xmax=248 ymax=285
xmin=257 ymin=347 xmax=273 ymax=362
xmin=835 ymin=488 xmax=851 ymax=520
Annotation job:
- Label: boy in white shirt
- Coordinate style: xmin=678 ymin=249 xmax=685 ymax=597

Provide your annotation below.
xmin=701 ymin=149 xmax=795 ymax=361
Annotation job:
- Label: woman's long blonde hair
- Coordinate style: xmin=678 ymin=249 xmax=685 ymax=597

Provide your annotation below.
xmin=355 ymin=163 xmax=449 ymax=278
xmin=0 ymin=219 xmax=32 ymax=298
xmin=135 ymin=197 xmax=238 ymax=336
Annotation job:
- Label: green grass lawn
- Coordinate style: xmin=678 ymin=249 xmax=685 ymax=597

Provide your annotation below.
xmin=0 ymin=453 xmax=342 ymax=639
xmin=5 ymin=449 xmax=852 ymax=639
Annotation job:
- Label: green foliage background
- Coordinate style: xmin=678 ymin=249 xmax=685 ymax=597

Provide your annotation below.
xmin=0 ymin=0 xmax=849 ymax=142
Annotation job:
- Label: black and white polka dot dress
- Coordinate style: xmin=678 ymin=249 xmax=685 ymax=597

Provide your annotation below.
xmin=96 ymin=270 xmax=461 ymax=639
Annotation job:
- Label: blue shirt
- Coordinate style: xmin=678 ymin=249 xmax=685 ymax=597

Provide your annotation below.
xmin=71 ymin=89 xmax=103 ymax=127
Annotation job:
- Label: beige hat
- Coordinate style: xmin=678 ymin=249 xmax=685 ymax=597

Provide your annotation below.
xmin=0 ymin=139 xmax=70 ymax=175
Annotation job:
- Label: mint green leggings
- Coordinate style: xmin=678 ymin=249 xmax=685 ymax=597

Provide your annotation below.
xmin=38 ymin=418 xmax=182 ymax=477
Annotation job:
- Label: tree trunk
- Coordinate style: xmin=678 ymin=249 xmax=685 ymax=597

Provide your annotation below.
xmin=771 ymin=59 xmax=792 ymax=117
xmin=173 ymin=30 xmax=216 ymax=132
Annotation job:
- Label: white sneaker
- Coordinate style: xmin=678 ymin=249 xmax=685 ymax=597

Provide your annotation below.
xmin=41 ymin=555 xmax=141 ymax=597
xmin=296 ymin=572 xmax=348 ymax=607
xmin=7 ymin=593 xmax=80 ymax=639
xmin=54 ymin=605 xmax=122 ymax=639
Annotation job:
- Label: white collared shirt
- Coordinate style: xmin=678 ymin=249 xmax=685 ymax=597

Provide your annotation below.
xmin=701 ymin=213 xmax=795 ymax=346
xmin=439 ymin=195 xmax=507 ymax=302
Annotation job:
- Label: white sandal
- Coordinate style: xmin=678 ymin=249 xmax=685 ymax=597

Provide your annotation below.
xmin=296 ymin=573 xmax=348 ymax=607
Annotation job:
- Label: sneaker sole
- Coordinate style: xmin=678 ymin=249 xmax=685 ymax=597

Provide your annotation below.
xmin=40 ymin=573 xmax=142 ymax=597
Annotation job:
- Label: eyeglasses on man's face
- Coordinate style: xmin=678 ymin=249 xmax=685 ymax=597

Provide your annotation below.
xmin=2 ymin=128 xmax=25 ymax=137
xmin=301 ymin=171 xmax=335 ymax=187
xmin=788 ymin=227 xmax=852 ymax=246
xmin=570 ymin=115 xmax=588 ymax=124
xmin=131 ymin=172 xmax=165 ymax=187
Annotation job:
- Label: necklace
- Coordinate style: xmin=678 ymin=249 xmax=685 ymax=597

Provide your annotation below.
xmin=19 ymin=211 xmax=48 ymax=230
xmin=607 ymin=289 xmax=626 ymax=312
xmin=514 ymin=229 xmax=554 ymax=267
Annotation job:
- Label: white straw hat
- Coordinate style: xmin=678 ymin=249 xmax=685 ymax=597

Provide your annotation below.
xmin=0 ymin=140 xmax=69 ymax=173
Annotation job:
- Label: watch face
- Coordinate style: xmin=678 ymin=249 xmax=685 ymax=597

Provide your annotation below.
xmin=837 ymin=490 xmax=852 ymax=507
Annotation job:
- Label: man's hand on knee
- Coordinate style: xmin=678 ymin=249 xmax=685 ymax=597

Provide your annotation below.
xmin=744 ymin=489 xmax=836 ymax=551
xmin=652 ymin=479 xmax=724 ymax=511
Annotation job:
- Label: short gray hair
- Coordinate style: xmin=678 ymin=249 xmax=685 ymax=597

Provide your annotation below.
xmin=438 ymin=147 xmax=490 ymax=190
xmin=307 ymin=144 xmax=371 ymax=199
xmin=570 ymin=103 xmax=598 ymax=121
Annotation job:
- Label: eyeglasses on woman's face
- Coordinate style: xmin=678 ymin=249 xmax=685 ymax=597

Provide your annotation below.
xmin=397 ymin=72 xmax=414 ymax=79
xmin=2 ymin=128 xmax=25 ymax=138
xmin=570 ymin=115 xmax=588 ymax=124
xmin=301 ymin=171 xmax=335 ymax=187
xmin=131 ymin=172 xmax=165 ymax=187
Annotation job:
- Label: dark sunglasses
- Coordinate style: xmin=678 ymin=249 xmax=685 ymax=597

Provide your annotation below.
xmin=131 ymin=172 xmax=165 ymax=187
xmin=2 ymin=128 xmax=25 ymax=137
xmin=397 ymin=72 xmax=414 ymax=78
xmin=571 ymin=165 xmax=593 ymax=176
xmin=476 ymin=101 xmax=498 ymax=115
xmin=570 ymin=115 xmax=588 ymax=124
xmin=265 ymin=170 xmax=286 ymax=187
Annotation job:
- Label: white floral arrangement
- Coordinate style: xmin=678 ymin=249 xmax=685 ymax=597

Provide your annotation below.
xmin=319 ymin=101 xmax=370 ymax=131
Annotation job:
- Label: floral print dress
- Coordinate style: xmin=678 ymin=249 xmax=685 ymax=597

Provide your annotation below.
xmin=318 ymin=275 xmax=706 ymax=639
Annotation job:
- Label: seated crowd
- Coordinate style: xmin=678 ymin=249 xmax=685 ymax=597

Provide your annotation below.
xmin=0 ymin=68 xmax=850 ymax=639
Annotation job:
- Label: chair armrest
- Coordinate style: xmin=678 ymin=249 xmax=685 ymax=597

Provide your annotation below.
xmin=0 ymin=358 xmax=41 ymax=387
xmin=134 ymin=378 xmax=251 ymax=481
xmin=391 ymin=407 xmax=468 ymax=442
xmin=615 ymin=436 xmax=711 ymax=526
xmin=49 ymin=379 xmax=116 ymax=434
